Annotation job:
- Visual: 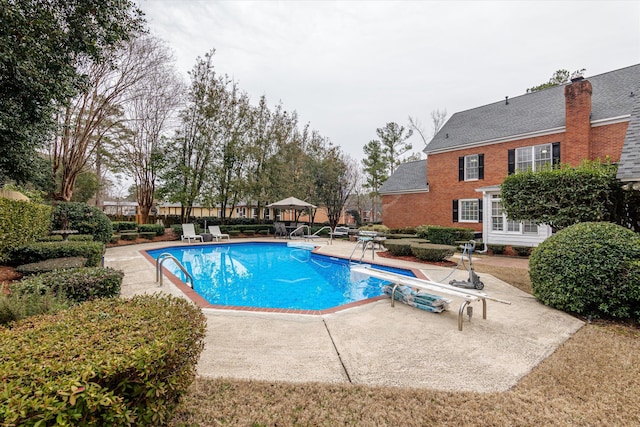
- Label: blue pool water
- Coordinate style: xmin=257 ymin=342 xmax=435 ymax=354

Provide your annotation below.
xmin=146 ymin=242 xmax=416 ymax=311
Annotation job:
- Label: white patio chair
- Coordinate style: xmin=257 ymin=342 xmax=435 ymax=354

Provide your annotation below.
xmin=208 ymin=225 xmax=231 ymax=242
xmin=181 ymin=223 xmax=203 ymax=243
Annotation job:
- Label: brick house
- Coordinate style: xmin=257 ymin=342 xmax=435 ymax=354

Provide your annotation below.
xmin=380 ymin=64 xmax=640 ymax=247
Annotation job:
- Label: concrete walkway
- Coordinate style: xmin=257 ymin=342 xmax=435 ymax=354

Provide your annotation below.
xmin=104 ymin=238 xmax=583 ymax=392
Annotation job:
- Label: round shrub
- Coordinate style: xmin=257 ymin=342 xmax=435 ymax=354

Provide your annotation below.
xmin=53 ymin=202 xmax=113 ymax=244
xmin=530 ymin=222 xmax=640 ymax=319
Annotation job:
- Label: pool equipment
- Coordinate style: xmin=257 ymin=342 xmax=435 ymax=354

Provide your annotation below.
xmin=449 ymin=240 xmax=485 ymax=290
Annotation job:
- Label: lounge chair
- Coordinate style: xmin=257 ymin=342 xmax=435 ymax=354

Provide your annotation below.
xmin=208 ymin=225 xmax=230 ymax=242
xmin=274 ymin=222 xmax=287 ymax=239
xmin=329 ymin=226 xmax=350 ymax=239
xmin=181 ymin=223 xmax=203 ymax=243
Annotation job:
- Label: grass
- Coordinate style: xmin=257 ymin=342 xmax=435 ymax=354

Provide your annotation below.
xmin=169 ymin=261 xmax=640 ymax=426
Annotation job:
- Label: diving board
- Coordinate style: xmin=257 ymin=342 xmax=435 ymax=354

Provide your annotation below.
xmin=350 ymin=265 xmax=511 ymax=331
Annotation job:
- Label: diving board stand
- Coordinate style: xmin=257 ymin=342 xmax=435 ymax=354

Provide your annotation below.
xmin=350 ymin=265 xmax=511 ymax=331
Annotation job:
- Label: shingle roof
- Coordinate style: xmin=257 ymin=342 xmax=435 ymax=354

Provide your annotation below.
xmin=617 ymin=94 xmax=640 ymax=182
xmin=425 ymin=64 xmax=640 ymax=153
xmin=379 ymin=159 xmax=428 ymax=194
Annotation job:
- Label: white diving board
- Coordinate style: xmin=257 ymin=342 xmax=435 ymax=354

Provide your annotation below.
xmin=350 ymin=264 xmax=511 ymax=331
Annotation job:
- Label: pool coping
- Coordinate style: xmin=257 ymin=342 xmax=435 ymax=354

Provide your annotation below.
xmin=140 ymin=241 xmax=428 ymax=315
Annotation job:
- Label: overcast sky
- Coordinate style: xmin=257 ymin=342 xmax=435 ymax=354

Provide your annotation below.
xmin=135 ymin=0 xmax=640 ymax=161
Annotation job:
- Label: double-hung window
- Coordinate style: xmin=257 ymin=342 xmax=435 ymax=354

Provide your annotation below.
xmin=453 ymin=199 xmax=482 ymax=223
xmin=459 ymin=154 xmax=484 ymax=181
xmin=509 ymin=142 xmax=559 ymax=174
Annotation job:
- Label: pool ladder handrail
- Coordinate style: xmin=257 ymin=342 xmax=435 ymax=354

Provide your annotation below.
xmin=349 ymin=239 xmax=376 ymax=264
xmin=156 ymin=253 xmax=194 ymax=288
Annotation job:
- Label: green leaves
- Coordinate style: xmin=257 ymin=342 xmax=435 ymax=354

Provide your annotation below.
xmin=530 ymin=222 xmax=640 ymax=319
xmin=501 ymin=160 xmax=630 ymax=231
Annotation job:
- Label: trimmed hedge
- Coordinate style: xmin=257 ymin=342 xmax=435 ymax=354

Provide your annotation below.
xmin=530 ymin=222 xmax=640 ymax=320
xmin=9 ymin=241 xmax=105 ymax=268
xmin=0 ymin=198 xmax=52 ymax=263
xmin=53 ymin=202 xmax=113 ymax=244
xmin=137 ymin=224 xmax=165 ymax=236
xmin=0 ymin=294 xmax=207 ymax=426
xmin=120 ymin=232 xmax=139 ymax=241
xmin=359 ymin=224 xmax=390 ymax=235
xmin=416 ymin=225 xmax=474 ymax=245
xmin=382 ymin=239 xmax=426 ymax=257
xmin=411 ymin=243 xmax=456 ymax=262
xmin=111 ymin=221 xmax=137 ymax=232
xmin=12 ymin=267 xmax=123 ymax=304
xmin=16 ymin=257 xmax=88 ymax=275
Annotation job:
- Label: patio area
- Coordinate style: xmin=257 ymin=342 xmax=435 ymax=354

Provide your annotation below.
xmin=104 ymin=238 xmax=583 ymax=392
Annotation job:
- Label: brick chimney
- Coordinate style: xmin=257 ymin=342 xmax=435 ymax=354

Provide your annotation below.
xmin=564 ymin=74 xmax=592 ymax=165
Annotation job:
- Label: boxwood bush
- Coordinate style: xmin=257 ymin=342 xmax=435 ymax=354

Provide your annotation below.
xmin=53 ymin=202 xmax=113 ymax=244
xmin=411 ymin=243 xmax=456 ymax=262
xmin=12 ymin=267 xmax=124 ymax=304
xmin=0 ymin=198 xmax=52 ymax=263
xmin=137 ymin=223 xmax=165 ymax=236
xmin=382 ymin=239 xmax=423 ymax=256
xmin=111 ymin=221 xmax=138 ymax=232
xmin=0 ymin=294 xmax=207 ymax=426
xmin=530 ymin=222 xmax=640 ymax=320
xmin=8 ymin=241 xmax=104 ymax=267
xmin=15 ymin=257 xmax=88 ymax=275
xmin=415 ymin=225 xmax=475 ymax=245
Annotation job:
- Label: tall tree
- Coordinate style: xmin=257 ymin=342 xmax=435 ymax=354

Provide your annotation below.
xmin=158 ymin=50 xmax=221 ymax=222
xmin=362 ymin=139 xmax=387 ymax=222
xmin=0 ymin=0 xmax=144 ymax=185
xmin=526 ymin=69 xmax=584 ymax=93
xmin=113 ymin=37 xmax=183 ymax=224
xmin=51 ymin=34 xmax=168 ymax=201
xmin=315 ymin=147 xmax=357 ymax=231
xmin=376 ymin=122 xmax=413 ymax=175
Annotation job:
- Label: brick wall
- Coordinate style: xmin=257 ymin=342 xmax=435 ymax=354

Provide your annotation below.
xmin=383 ymin=126 xmax=628 ymax=229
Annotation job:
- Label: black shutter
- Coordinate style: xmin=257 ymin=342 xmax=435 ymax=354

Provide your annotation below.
xmin=452 ymin=200 xmax=458 ymax=223
xmin=552 ymin=142 xmax=561 ymax=165
xmin=458 ymin=156 xmax=464 ymax=181
xmin=478 ymin=154 xmax=484 ymax=180
xmin=508 ymin=149 xmax=515 ymax=175
xmin=478 ymin=199 xmax=483 ymax=223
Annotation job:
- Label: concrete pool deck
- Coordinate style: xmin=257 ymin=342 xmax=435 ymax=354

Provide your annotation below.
xmin=104 ymin=238 xmax=584 ymax=392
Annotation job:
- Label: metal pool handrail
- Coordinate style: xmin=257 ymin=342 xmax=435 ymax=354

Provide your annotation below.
xmin=155 ymin=252 xmax=194 ymax=288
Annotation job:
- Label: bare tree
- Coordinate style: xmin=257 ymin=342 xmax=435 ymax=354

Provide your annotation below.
xmin=114 ymin=37 xmax=183 ymax=224
xmin=408 ymin=108 xmax=448 ymax=146
xmin=51 ymin=34 xmax=167 ymax=201
xmin=431 ymin=108 xmax=447 ymax=136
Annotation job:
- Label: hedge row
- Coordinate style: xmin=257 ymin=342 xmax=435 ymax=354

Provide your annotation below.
xmin=415 ymin=225 xmax=475 ymax=245
xmin=12 ymin=267 xmax=124 ymax=304
xmin=0 ymin=294 xmax=207 ymax=426
xmin=16 ymin=257 xmax=88 ymax=275
xmin=0 ymin=198 xmax=52 ymax=263
xmin=9 ymin=241 xmax=105 ymax=268
xmin=383 ymin=239 xmax=456 ymax=262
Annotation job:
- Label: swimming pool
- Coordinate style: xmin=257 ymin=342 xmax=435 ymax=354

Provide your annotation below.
xmin=146 ymin=242 xmax=416 ymax=311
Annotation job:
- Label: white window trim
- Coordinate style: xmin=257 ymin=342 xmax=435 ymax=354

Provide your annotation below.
xmin=515 ymin=143 xmax=552 ymax=173
xmin=490 ymin=196 xmax=539 ymax=235
xmin=459 ymin=199 xmax=479 ymax=223
xmin=464 ymin=154 xmax=479 ymax=181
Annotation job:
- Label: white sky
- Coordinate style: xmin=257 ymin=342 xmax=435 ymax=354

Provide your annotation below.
xmin=135 ymin=0 xmax=640 ymax=162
